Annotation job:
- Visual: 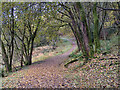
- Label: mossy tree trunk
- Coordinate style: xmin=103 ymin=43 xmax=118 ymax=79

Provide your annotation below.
xmin=93 ymin=3 xmax=100 ymax=53
xmin=69 ymin=10 xmax=87 ymax=58
xmin=75 ymin=2 xmax=94 ymax=58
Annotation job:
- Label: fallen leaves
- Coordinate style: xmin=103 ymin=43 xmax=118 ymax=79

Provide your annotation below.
xmin=2 ymin=44 xmax=77 ymax=88
xmin=2 ymin=42 xmax=119 ymax=88
xmin=64 ymin=52 xmax=119 ymax=88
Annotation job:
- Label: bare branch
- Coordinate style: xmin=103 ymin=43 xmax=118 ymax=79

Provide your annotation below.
xmin=97 ymin=6 xmax=120 ymax=11
xmin=58 ymin=10 xmax=71 ymax=18
xmin=54 ymin=17 xmax=71 ymax=23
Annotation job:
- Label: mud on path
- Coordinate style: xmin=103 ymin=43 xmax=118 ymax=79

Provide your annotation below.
xmin=2 ymin=40 xmax=77 ymax=88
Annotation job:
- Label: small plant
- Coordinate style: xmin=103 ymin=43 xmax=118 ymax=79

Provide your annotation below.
xmin=0 ymin=67 xmax=8 ymax=77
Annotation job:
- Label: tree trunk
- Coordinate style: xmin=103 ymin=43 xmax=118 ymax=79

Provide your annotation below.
xmin=69 ymin=23 xmax=81 ymax=51
xmin=75 ymin=2 xmax=94 ymax=57
xmin=1 ymin=41 xmax=11 ymax=72
xmin=9 ymin=7 xmax=14 ymax=71
xmin=93 ymin=3 xmax=100 ymax=53
xmin=28 ymin=40 xmax=34 ymax=65
xmin=20 ymin=44 xmax=24 ymax=67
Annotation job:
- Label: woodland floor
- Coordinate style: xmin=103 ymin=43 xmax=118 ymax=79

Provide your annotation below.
xmin=2 ymin=41 xmax=77 ymax=88
xmin=2 ymin=39 xmax=119 ymax=88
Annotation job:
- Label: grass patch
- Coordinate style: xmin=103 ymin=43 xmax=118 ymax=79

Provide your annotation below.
xmin=53 ymin=39 xmax=72 ymax=56
xmin=32 ymin=37 xmax=73 ymax=63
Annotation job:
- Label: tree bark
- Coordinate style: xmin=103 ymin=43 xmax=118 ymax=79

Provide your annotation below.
xmin=69 ymin=23 xmax=81 ymax=51
xmin=9 ymin=7 xmax=14 ymax=71
xmin=93 ymin=3 xmax=100 ymax=53
xmin=1 ymin=41 xmax=11 ymax=72
xmin=75 ymin=2 xmax=94 ymax=57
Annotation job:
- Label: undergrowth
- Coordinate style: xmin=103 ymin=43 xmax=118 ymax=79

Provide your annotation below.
xmin=65 ymin=34 xmax=119 ymax=88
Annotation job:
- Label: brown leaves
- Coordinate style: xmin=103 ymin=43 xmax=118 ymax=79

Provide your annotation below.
xmin=64 ymin=52 xmax=119 ymax=88
xmin=2 ymin=44 xmax=77 ymax=88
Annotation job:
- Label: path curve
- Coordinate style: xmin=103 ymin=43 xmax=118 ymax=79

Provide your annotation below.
xmin=3 ymin=39 xmax=77 ymax=88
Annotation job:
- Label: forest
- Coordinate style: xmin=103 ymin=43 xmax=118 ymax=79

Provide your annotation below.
xmin=0 ymin=2 xmax=119 ymax=88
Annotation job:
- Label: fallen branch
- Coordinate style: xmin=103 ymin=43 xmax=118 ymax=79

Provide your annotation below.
xmin=64 ymin=59 xmax=79 ymax=68
xmin=64 ymin=56 xmax=83 ymax=68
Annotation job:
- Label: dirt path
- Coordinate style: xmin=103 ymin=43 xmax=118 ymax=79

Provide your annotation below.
xmin=2 ymin=40 xmax=77 ymax=88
